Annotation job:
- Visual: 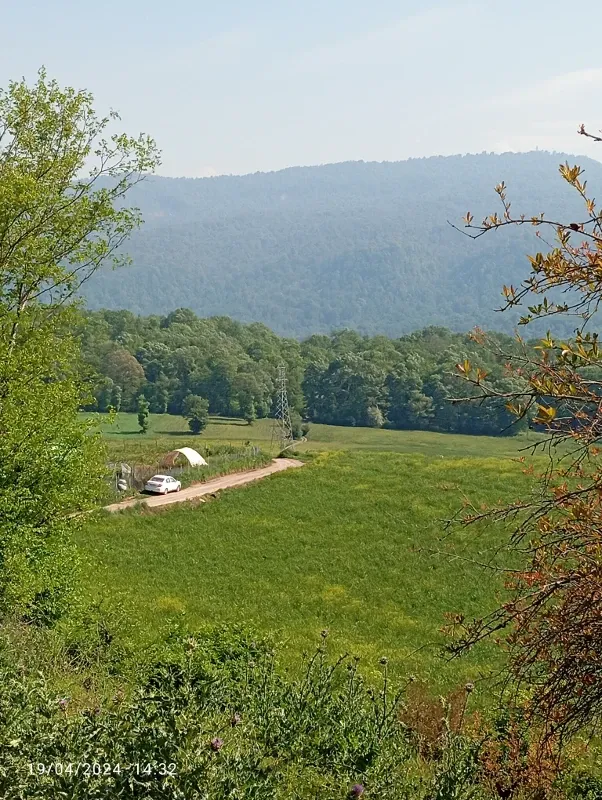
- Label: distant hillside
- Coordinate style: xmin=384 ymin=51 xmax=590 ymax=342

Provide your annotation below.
xmin=82 ymin=152 xmax=602 ymax=337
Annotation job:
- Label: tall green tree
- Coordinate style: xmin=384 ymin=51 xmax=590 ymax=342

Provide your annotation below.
xmin=0 ymin=69 xmax=158 ymax=621
xmin=386 ymin=355 xmax=433 ymax=430
xmin=303 ymin=354 xmax=387 ymax=427
xmin=137 ymin=395 xmax=150 ymax=434
xmin=103 ymin=346 xmax=146 ymax=410
xmin=183 ymin=395 xmax=209 ymax=435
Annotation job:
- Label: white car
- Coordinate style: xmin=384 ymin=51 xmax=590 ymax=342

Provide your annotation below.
xmin=144 ymin=475 xmax=182 ymax=495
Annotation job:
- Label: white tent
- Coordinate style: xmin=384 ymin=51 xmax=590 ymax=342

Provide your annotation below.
xmin=160 ymin=447 xmax=208 ymax=468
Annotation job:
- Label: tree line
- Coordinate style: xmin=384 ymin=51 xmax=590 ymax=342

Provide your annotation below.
xmin=80 ymin=309 xmax=531 ymax=437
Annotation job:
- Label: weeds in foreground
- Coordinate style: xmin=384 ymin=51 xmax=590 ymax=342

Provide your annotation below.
xmin=0 ymin=619 xmax=601 ymax=799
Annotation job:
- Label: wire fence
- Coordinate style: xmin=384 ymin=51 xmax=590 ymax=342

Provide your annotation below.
xmin=108 ymin=445 xmax=263 ymax=494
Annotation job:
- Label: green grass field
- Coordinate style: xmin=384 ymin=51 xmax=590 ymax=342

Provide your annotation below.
xmin=86 ymin=411 xmax=550 ymax=462
xmin=80 ymin=440 xmax=536 ymax=692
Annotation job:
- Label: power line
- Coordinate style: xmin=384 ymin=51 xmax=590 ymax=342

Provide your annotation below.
xmin=271 ymin=362 xmax=294 ymax=454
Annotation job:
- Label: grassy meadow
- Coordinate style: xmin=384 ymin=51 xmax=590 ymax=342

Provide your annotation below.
xmin=87 ymin=411 xmax=550 ymax=462
xmin=79 ymin=417 xmax=542 ymax=692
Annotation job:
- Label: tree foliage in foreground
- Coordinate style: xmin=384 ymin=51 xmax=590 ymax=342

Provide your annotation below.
xmin=447 ymin=125 xmax=602 ymax=747
xmin=0 ymin=70 xmax=158 ymax=621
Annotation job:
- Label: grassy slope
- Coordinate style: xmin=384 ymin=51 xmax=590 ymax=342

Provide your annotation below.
xmin=80 ymin=439 xmax=534 ymax=691
xmin=88 ymin=412 xmax=547 ymax=461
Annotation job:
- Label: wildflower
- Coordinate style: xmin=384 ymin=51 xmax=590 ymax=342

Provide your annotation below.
xmin=210 ymin=737 xmax=224 ymax=752
xmin=58 ymin=697 xmax=69 ymax=710
xmin=349 ymin=784 xmax=365 ymax=798
xmin=465 ymin=682 xmax=474 ymax=694
xmin=321 ymin=629 xmax=329 ymax=639
xmin=379 ymin=656 xmax=388 ymax=665
xmin=231 ymin=712 xmax=242 ymax=727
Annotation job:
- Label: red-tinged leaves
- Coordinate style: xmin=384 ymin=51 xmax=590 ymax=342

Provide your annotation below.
xmin=449 ymin=146 xmax=602 ymax=747
xmin=456 ymin=358 xmax=471 ymax=376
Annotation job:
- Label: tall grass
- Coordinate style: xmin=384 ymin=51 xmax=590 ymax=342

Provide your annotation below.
xmin=80 ymin=450 xmax=534 ymax=691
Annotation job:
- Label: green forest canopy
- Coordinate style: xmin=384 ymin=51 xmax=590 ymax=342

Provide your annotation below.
xmin=81 ymin=309 xmax=536 ymax=437
xmin=81 ymin=151 xmax=602 ymax=338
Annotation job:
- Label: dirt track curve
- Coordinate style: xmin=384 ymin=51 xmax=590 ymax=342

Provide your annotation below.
xmin=104 ymin=458 xmax=304 ymax=513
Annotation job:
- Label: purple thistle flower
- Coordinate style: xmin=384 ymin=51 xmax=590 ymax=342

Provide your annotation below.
xmin=349 ymin=785 xmax=365 ymax=798
xmin=58 ymin=697 xmax=69 ymax=710
xmin=210 ymin=737 xmax=224 ymax=752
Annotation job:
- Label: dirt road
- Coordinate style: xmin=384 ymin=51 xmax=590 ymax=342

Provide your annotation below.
xmin=105 ymin=458 xmax=304 ymax=513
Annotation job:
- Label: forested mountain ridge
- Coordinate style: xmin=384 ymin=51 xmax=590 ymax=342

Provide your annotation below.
xmin=82 ymin=152 xmax=602 ymax=337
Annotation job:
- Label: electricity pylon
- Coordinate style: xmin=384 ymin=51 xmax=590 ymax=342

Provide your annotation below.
xmin=271 ymin=363 xmax=294 ymax=454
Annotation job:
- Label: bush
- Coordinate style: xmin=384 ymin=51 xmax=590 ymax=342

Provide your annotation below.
xmin=564 ymin=772 xmax=602 ymax=800
xmin=0 ymin=626 xmax=497 ymax=800
xmin=137 ymin=396 xmax=150 ymax=434
xmin=365 ymin=406 xmax=385 ymax=428
xmin=183 ymin=395 xmax=209 ymax=435
xmin=0 ymin=624 xmax=595 ymax=798
xmin=290 ymin=411 xmax=306 ymax=440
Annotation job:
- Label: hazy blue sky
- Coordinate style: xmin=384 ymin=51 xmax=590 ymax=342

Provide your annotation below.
xmin=3 ymin=0 xmax=602 ymax=177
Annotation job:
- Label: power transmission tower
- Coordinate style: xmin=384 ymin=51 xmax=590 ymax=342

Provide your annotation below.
xmin=271 ymin=363 xmax=294 ymax=454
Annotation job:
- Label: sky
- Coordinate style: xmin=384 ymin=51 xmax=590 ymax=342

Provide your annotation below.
xmin=3 ymin=0 xmax=602 ymax=177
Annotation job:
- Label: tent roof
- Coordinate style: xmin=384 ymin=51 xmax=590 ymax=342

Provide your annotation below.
xmin=162 ymin=447 xmax=208 ymax=467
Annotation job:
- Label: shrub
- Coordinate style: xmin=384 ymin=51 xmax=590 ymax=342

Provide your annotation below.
xmin=0 ymin=626 xmax=476 ymax=800
xmin=0 ymin=624 xmax=594 ymax=799
xmin=137 ymin=396 xmax=150 ymax=434
xmin=183 ymin=395 xmax=209 ymax=435
xmin=365 ymin=406 xmax=385 ymax=428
